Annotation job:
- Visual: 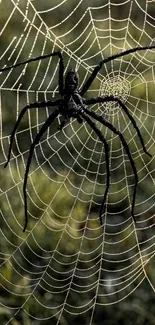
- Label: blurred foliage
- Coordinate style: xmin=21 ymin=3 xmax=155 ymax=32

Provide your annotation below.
xmin=0 ymin=164 xmax=155 ymax=325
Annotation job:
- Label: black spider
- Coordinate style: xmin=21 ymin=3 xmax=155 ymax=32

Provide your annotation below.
xmin=0 ymin=46 xmax=154 ymax=231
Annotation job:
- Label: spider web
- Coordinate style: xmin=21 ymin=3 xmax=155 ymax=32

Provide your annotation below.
xmin=0 ymin=0 xmax=155 ymax=324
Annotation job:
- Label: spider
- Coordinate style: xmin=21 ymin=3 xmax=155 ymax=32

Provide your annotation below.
xmin=0 ymin=45 xmax=154 ymax=231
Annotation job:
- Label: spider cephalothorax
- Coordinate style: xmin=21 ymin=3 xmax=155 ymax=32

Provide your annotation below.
xmin=64 ymin=69 xmax=79 ymax=94
xmin=0 ymin=45 xmax=154 ymax=231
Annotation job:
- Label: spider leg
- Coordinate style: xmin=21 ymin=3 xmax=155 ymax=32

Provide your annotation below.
xmin=80 ymin=45 xmax=155 ymax=96
xmin=0 ymin=51 xmax=64 ymax=95
xmin=23 ymin=107 xmax=60 ymax=232
xmin=83 ymin=107 xmax=138 ymax=223
xmin=83 ymin=96 xmax=151 ymax=157
xmin=4 ymin=99 xmax=61 ymax=168
xmin=79 ymin=110 xmax=110 ymax=225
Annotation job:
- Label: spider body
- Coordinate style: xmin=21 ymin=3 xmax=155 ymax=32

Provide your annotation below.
xmin=56 ymin=94 xmax=84 ymax=129
xmin=55 ymin=69 xmax=84 ymax=128
xmin=0 ymin=45 xmax=154 ymax=231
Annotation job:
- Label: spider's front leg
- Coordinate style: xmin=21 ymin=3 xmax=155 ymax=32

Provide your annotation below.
xmin=4 ymin=99 xmax=61 ymax=167
xmin=0 ymin=51 xmax=65 ymax=96
xmin=80 ymin=45 xmax=155 ymax=96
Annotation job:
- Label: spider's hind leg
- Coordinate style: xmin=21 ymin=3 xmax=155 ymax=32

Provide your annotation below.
xmin=23 ymin=107 xmax=60 ymax=231
xmin=79 ymin=110 xmax=110 ymax=225
xmin=83 ymin=106 xmax=138 ymax=223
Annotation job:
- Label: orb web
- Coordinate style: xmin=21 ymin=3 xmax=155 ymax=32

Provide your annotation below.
xmin=99 ymin=75 xmax=131 ymax=115
xmin=0 ymin=0 xmax=155 ymax=324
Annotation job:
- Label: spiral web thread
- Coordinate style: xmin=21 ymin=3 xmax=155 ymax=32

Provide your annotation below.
xmin=0 ymin=0 xmax=155 ymax=324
